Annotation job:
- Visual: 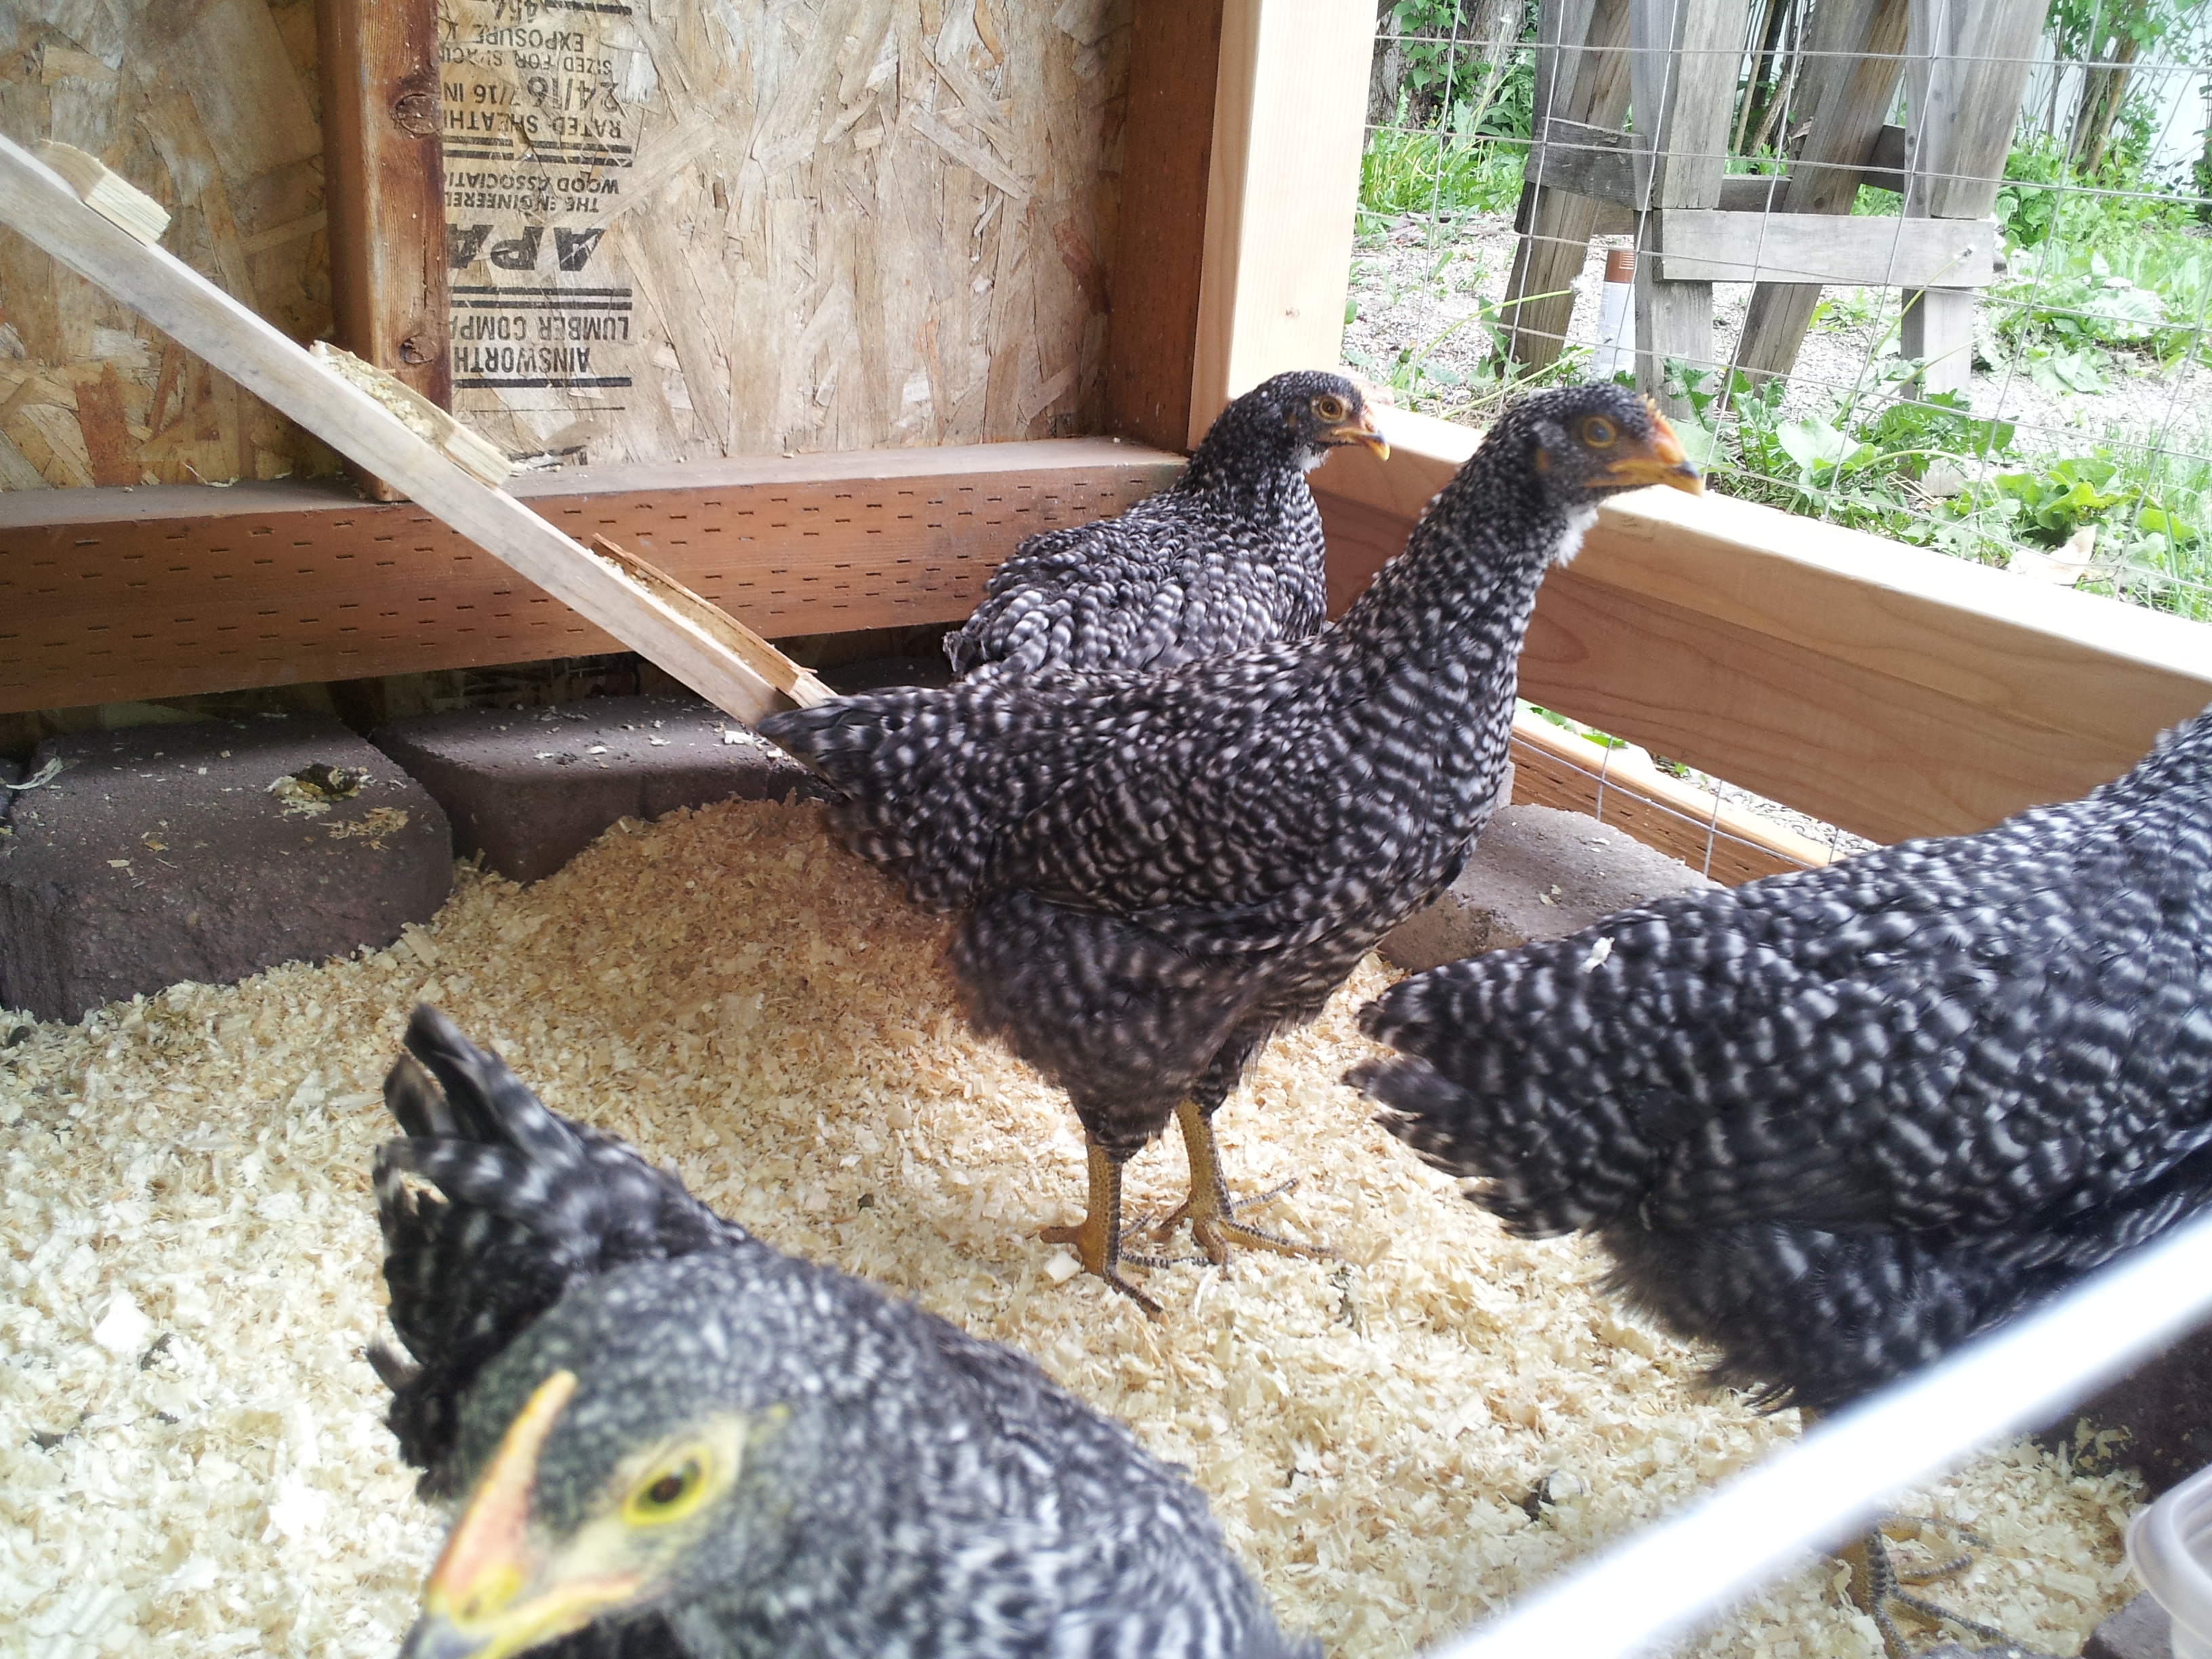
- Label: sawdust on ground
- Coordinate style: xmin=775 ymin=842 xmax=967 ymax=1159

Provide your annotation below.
xmin=0 ymin=798 xmax=2144 ymax=1659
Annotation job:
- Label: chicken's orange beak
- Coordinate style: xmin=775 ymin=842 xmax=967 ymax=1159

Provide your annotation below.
xmin=1597 ymin=405 xmax=1703 ymax=495
xmin=401 ymin=1371 xmax=643 ymax=1659
xmin=1329 ymin=407 xmax=1390 ymax=460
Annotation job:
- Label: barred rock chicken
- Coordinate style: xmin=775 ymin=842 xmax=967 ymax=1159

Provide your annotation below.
xmin=760 ymin=386 xmax=1701 ymax=1312
xmin=372 ymin=1006 xmax=1313 ymax=1659
xmin=943 ymin=371 xmax=1386 ymax=680
xmin=1355 ymin=707 xmax=2212 ymax=1654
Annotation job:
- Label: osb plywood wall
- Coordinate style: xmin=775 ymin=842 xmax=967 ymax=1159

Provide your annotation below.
xmin=441 ymin=0 xmax=1130 ymax=468
xmin=0 ymin=0 xmax=1132 ymax=490
xmin=0 ymin=0 xmax=337 ymax=488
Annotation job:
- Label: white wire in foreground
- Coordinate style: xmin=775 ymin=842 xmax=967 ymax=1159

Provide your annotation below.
xmin=1429 ymin=1206 xmax=2212 ymax=1659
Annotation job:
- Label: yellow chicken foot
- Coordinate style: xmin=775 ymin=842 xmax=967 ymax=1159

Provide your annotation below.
xmin=1149 ymin=1099 xmax=1334 ymax=1268
xmin=1839 ymin=1519 xmax=2011 ymax=1659
xmin=1041 ymin=1140 xmax=1164 ymax=1317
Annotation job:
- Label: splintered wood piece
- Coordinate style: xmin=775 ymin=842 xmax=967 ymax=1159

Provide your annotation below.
xmin=309 ymin=341 xmax=510 ymax=486
xmin=0 ymin=130 xmax=792 ymax=728
xmin=33 ymin=140 xmax=171 ymax=245
xmin=588 ymin=536 xmax=835 ymax=709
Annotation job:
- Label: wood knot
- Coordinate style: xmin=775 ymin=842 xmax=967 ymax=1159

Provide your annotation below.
xmin=391 ymin=66 xmax=440 ymax=138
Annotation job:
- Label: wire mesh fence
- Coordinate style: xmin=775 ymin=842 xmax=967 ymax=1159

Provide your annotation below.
xmin=1505 ymin=708 xmax=1868 ymax=884
xmin=1349 ymin=0 xmax=2212 ymax=625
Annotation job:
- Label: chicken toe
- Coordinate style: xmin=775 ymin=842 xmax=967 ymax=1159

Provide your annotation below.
xmin=1041 ymin=1140 xmax=1165 ymax=1317
xmin=1839 ymin=1520 xmax=2011 ymax=1659
xmin=1151 ymin=1100 xmax=1334 ymax=1268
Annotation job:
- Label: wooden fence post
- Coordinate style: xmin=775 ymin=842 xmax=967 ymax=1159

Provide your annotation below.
xmin=1499 ymin=0 xmax=1634 ymax=371
xmin=1898 ymin=0 xmax=2051 ymax=396
xmin=1631 ymin=0 xmax=1752 ymax=413
xmin=1734 ymin=0 xmax=1909 ymax=383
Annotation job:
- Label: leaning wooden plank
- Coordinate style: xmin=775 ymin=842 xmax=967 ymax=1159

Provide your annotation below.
xmin=0 ymin=131 xmax=789 ymax=729
xmin=589 ymin=536 xmax=834 ymax=710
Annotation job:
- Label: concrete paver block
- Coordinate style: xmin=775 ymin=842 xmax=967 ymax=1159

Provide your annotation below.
xmin=1382 ymin=802 xmax=1720 ymax=972
xmin=0 ymin=716 xmax=452 ymax=1022
xmin=372 ymin=695 xmax=823 ymax=884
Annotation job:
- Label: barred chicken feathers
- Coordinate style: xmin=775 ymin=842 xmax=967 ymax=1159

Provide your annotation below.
xmin=1356 ymin=707 xmax=2212 ymax=1410
xmin=372 ymin=1007 xmax=1315 ymax=1659
xmin=943 ymin=371 xmax=1376 ymax=679
xmin=765 ymin=386 xmax=1694 ymax=1154
xmin=371 ymin=1004 xmax=749 ymax=1486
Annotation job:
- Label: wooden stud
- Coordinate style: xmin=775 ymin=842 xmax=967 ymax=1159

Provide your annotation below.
xmin=1185 ymin=0 xmax=1373 ymax=445
xmin=1104 ymin=0 xmax=1227 ymax=453
xmin=316 ymin=0 xmax=449 ymax=501
xmin=1734 ymin=0 xmax=1910 ymax=382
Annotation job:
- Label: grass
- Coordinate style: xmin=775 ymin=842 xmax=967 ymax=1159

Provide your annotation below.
xmin=1356 ymin=129 xmax=1526 ymax=238
xmin=1668 ymin=361 xmax=2212 ymax=623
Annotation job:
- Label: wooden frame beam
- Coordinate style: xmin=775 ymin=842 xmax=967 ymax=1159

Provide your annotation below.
xmin=1317 ymin=409 xmax=2212 ymax=847
xmin=0 ymin=439 xmax=1180 ymax=715
xmin=1104 ymin=0 xmax=1228 ymax=453
xmin=1655 ymin=210 xmax=2001 ymax=288
xmin=0 ymin=136 xmax=1182 ymax=721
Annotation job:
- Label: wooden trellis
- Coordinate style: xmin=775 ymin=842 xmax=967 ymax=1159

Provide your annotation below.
xmin=1500 ymin=0 xmax=2049 ymax=401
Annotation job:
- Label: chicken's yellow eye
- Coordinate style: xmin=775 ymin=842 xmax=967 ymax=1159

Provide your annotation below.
xmin=1313 ymin=394 xmax=1348 ymax=422
xmin=1582 ymin=415 xmax=1618 ymax=447
xmin=624 ymin=1455 xmax=708 ymax=1525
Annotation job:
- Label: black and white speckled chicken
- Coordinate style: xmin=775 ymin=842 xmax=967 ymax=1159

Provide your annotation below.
xmin=760 ymin=386 xmax=1701 ymax=1312
xmin=1354 ymin=708 xmax=2212 ymax=1653
xmin=371 ymin=1006 xmax=1314 ymax=1659
xmin=943 ymin=371 xmax=1386 ymax=680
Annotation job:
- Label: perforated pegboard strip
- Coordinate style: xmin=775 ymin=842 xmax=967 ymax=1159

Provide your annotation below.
xmin=0 ymin=439 xmax=1183 ymax=714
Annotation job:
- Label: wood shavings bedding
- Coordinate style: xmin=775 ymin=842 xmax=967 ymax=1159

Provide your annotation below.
xmin=0 ymin=800 xmax=2144 ymax=1659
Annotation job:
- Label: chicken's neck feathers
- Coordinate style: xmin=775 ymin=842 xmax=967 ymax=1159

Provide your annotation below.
xmin=1170 ymin=447 xmax=1317 ymax=523
xmin=1327 ymin=458 xmax=1580 ymax=721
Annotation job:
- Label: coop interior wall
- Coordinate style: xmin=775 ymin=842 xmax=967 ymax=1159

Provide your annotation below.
xmin=1 ymin=0 xmax=333 ymax=488
xmin=0 ymin=0 xmax=1132 ymax=488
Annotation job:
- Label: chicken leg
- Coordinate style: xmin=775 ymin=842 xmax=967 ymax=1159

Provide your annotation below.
xmin=1040 ymin=1139 xmax=1165 ymax=1316
xmin=1149 ymin=1099 xmax=1334 ymax=1268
